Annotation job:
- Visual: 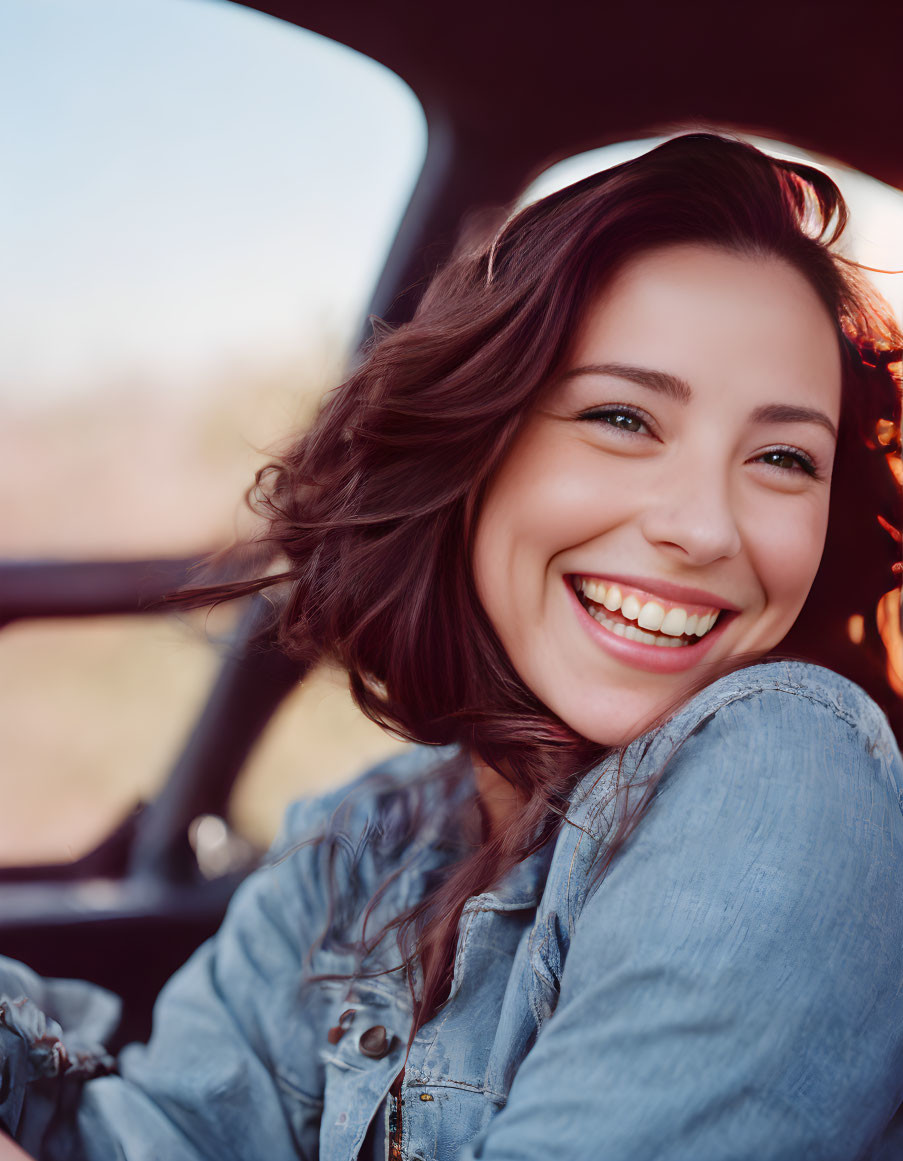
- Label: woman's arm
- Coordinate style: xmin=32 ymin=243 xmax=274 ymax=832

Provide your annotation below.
xmin=464 ymin=681 xmax=903 ymax=1160
xmin=0 ymin=792 xmax=342 ymax=1161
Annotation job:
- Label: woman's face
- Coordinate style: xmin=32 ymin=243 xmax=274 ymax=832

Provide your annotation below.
xmin=472 ymin=243 xmax=842 ymax=745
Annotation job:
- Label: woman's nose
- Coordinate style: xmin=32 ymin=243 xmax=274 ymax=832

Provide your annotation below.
xmin=639 ymin=463 xmax=743 ymax=564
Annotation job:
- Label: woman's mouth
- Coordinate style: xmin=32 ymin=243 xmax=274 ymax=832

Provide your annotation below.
xmin=566 ymin=574 xmax=737 ymax=674
xmin=571 ymin=575 xmax=723 ymax=646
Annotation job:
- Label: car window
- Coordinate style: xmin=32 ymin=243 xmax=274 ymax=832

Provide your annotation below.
xmin=0 ymin=0 xmax=423 ymax=863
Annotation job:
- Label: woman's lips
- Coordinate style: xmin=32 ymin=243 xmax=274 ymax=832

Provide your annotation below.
xmin=564 ymin=576 xmax=735 ymax=675
xmin=571 ymin=575 xmax=722 ymax=636
xmin=574 ymin=571 xmax=740 ymax=612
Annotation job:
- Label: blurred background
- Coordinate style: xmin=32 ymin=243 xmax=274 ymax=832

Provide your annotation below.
xmin=3 ymin=0 xmax=902 ymax=866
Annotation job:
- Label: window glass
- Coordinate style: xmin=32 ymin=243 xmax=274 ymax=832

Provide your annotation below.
xmin=1 ymin=0 xmax=426 ymax=557
xmin=230 ymin=664 xmax=409 ymax=851
xmin=0 ymin=614 xmax=221 ymax=865
xmin=0 ymin=0 xmax=422 ymax=862
xmin=0 ymin=613 xmax=405 ymax=864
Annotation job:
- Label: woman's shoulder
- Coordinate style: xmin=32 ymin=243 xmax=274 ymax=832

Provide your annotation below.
xmin=569 ymin=660 xmax=903 ymax=840
xmin=664 ymin=658 xmax=894 ymax=745
xmin=641 ymin=659 xmax=900 ymax=774
xmin=557 ymin=659 xmax=903 ymax=952
xmin=656 ymin=661 xmax=901 ymax=803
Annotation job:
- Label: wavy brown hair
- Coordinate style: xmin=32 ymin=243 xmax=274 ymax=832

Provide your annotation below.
xmin=172 ymin=132 xmax=902 ymax=1030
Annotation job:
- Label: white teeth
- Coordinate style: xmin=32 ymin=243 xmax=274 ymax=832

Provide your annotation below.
xmin=589 ymin=606 xmax=689 ymax=647
xmin=700 ymin=611 xmax=719 ymax=635
xmin=583 ymin=578 xmax=605 ymax=602
xmin=660 ymin=607 xmax=688 ymax=637
xmin=575 ymin=576 xmax=725 ymax=641
xmin=637 ymin=601 xmax=665 ymax=632
xmin=621 ymin=594 xmax=641 ymax=622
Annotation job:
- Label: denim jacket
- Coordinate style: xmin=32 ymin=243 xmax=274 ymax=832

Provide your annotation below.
xmin=2 ymin=660 xmax=903 ymax=1160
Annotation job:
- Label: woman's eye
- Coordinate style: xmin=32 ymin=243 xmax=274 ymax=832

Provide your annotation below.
xmin=755 ymin=448 xmax=818 ymax=477
xmin=579 ymin=407 xmax=649 ymax=435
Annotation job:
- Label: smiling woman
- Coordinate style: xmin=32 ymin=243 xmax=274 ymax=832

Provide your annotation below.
xmin=1 ymin=133 xmax=902 ymax=1161
xmin=473 ymin=244 xmax=844 ymax=745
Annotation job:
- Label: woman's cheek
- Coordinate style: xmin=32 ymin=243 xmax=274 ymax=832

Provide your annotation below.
xmin=494 ymin=434 xmax=614 ymax=550
xmin=526 ymin=437 xmax=634 ymax=540
xmin=751 ymin=496 xmax=831 ymax=627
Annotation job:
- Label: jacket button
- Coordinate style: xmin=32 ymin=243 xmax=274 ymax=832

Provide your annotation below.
xmin=359 ymin=1025 xmax=392 ymax=1059
xmin=327 ymin=1007 xmax=356 ymax=1044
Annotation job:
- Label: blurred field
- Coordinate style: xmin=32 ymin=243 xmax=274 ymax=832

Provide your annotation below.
xmin=2 ymin=344 xmax=343 ymax=558
xmin=0 ymin=352 xmax=407 ymax=865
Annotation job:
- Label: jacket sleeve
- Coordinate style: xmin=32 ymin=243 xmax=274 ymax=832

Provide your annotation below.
xmin=0 ymin=790 xmax=344 ymax=1161
xmin=464 ymin=680 xmax=903 ymax=1160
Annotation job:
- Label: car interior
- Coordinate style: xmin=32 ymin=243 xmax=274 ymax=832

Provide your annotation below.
xmin=2 ymin=0 xmax=901 ymax=1050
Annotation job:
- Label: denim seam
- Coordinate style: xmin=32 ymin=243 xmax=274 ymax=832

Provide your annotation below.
xmin=529 ymin=923 xmax=556 ymax=989
xmin=273 ymin=1072 xmax=325 ymax=1110
xmin=692 ymin=675 xmax=886 ymax=742
xmin=565 ymin=828 xmax=587 ymax=940
xmin=528 ymin=923 xmax=563 ymax=1031
xmin=634 ymin=667 xmax=888 ymax=755
xmin=679 ymin=681 xmax=902 ymax=817
xmin=407 ymin=1074 xmax=508 ymax=1103
xmin=320 ymin=1050 xmax=367 ymax=1075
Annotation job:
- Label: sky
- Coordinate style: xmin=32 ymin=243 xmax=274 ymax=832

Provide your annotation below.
xmin=1 ymin=0 xmax=427 ymax=404
xmin=3 ymin=0 xmax=902 ymax=407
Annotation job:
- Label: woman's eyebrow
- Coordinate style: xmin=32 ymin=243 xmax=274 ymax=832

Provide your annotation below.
xmin=561 ymin=362 xmax=692 ymax=403
xmin=561 ymin=362 xmax=837 ymax=440
xmin=751 ymin=403 xmax=838 ymax=442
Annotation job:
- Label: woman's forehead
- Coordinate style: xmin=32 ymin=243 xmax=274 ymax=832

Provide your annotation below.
xmin=565 ymin=243 xmax=842 ymax=419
